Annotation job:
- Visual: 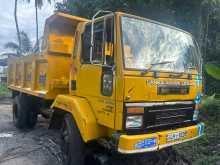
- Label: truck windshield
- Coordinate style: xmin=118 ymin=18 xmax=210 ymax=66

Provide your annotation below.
xmin=121 ymin=16 xmax=201 ymax=73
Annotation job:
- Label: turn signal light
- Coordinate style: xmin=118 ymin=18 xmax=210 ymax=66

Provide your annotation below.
xmin=127 ymin=107 xmax=144 ymax=114
xmin=195 ymin=103 xmax=202 ymax=110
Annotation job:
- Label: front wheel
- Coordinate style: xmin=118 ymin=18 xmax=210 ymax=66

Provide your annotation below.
xmin=61 ymin=114 xmax=85 ymax=165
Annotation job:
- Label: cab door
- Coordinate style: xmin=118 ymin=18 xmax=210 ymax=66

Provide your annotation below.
xmin=76 ymin=17 xmax=116 ymax=129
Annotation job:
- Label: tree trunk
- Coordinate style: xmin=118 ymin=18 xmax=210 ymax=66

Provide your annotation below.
xmin=204 ymin=13 xmax=210 ymax=59
xmin=14 ymin=0 xmax=21 ymax=55
xmin=35 ymin=0 xmax=39 ymax=52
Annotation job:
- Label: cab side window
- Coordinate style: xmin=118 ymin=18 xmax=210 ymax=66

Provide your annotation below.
xmin=92 ymin=21 xmax=104 ymax=63
xmin=81 ymin=24 xmax=91 ymax=63
xmin=81 ymin=22 xmax=104 ymax=64
xmin=81 ymin=17 xmax=114 ymax=65
xmin=104 ymin=17 xmax=114 ymax=65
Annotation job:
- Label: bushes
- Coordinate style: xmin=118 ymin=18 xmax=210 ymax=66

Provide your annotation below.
xmin=200 ymin=95 xmax=220 ymax=120
xmin=0 ymin=83 xmax=10 ymax=97
xmin=175 ymin=95 xmax=220 ymax=165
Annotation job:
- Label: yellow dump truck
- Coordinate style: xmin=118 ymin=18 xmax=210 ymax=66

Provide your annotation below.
xmin=8 ymin=11 xmax=204 ymax=165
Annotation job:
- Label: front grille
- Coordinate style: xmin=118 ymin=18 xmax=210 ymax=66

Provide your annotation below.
xmin=144 ymin=103 xmax=195 ymax=129
xmin=158 ymin=85 xmax=190 ymax=95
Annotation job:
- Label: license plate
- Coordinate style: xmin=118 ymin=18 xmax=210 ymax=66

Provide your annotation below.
xmin=167 ymin=130 xmax=187 ymax=142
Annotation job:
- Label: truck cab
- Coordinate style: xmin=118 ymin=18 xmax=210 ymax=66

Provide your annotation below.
xmin=54 ymin=11 xmax=204 ymax=153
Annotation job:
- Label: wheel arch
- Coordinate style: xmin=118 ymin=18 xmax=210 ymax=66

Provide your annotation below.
xmin=51 ymin=95 xmax=107 ymax=142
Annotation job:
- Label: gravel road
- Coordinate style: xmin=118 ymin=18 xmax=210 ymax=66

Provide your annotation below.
xmin=0 ymin=98 xmax=190 ymax=165
xmin=0 ymin=98 xmax=63 ymax=165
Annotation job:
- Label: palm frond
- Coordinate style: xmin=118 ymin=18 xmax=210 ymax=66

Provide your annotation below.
xmin=4 ymin=42 xmax=19 ymax=50
xmin=36 ymin=0 xmax=43 ymax=9
xmin=20 ymin=31 xmax=33 ymax=53
xmin=4 ymin=31 xmax=33 ymax=54
xmin=24 ymin=0 xmax=52 ymax=9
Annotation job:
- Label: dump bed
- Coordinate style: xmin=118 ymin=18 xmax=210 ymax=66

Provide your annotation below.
xmin=8 ymin=13 xmax=89 ymax=99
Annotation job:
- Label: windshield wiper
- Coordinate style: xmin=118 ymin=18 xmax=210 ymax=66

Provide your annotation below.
xmin=141 ymin=61 xmax=174 ymax=75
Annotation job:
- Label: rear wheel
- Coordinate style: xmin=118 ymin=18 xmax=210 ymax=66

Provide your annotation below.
xmin=26 ymin=96 xmax=38 ymax=129
xmin=61 ymin=114 xmax=85 ymax=165
xmin=27 ymin=105 xmax=38 ymax=129
xmin=13 ymin=95 xmax=28 ymax=129
xmin=12 ymin=94 xmax=38 ymax=129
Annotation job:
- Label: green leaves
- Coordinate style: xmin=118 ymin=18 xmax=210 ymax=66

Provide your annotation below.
xmin=4 ymin=42 xmax=19 ymax=51
xmin=20 ymin=31 xmax=32 ymax=54
xmin=0 ymin=83 xmax=10 ymax=97
xmin=205 ymin=63 xmax=220 ymax=80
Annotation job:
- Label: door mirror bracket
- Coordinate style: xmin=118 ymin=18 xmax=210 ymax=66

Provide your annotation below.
xmin=90 ymin=10 xmax=112 ymax=64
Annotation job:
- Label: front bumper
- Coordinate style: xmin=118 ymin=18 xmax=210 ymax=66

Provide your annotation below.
xmin=118 ymin=123 xmax=204 ymax=154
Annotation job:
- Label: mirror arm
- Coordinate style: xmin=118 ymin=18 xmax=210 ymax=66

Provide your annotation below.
xmin=89 ymin=10 xmax=112 ymax=64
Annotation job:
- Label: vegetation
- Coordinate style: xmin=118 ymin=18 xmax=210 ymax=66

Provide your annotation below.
xmin=0 ymin=83 xmax=10 ymax=97
xmin=24 ymin=0 xmax=51 ymax=51
xmin=14 ymin=0 xmax=21 ymax=54
xmin=12 ymin=0 xmax=51 ymax=54
xmin=175 ymin=95 xmax=220 ymax=165
xmin=205 ymin=64 xmax=220 ymax=80
xmin=4 ymin=31 xmax=33 ymax=55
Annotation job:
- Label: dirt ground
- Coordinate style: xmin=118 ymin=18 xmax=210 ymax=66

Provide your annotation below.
xmin=0 ymin=98 xmax=63 ymax=165
xmin=0 ymin=98 xmax=190 ymax=165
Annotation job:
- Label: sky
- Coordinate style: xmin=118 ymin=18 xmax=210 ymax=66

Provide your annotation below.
xmin=0 ymin=0 xmax=62 ymax=53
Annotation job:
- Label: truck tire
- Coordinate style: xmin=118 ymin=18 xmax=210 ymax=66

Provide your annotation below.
xmin=61 ymin=113 xmax=85 ymax=165
xmin=13 ymin=95 xmax=38 ymax=129
xmin=26 ymin=105 xmax=38 ymax=129
xmin=26 ymin=96 xmax=38 ymax=129
xmin=13 ymin=95 xmax=28 ymax=129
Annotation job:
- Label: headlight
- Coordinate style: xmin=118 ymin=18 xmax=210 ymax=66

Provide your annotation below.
xmin=126 ymin=115 xmax=143 ymax=129
xmin=193 ymin=100 xmax=201 ymax=121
